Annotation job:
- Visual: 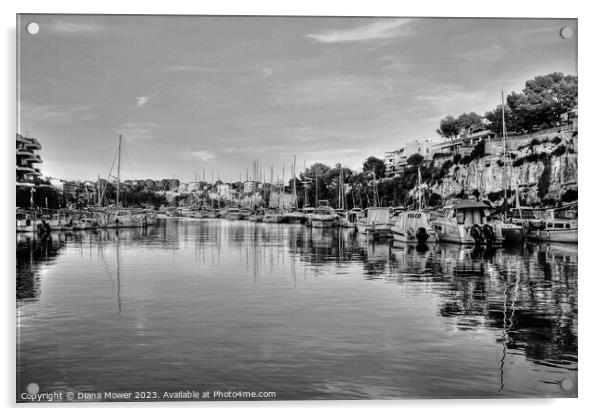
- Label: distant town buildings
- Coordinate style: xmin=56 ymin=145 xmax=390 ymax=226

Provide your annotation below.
xmin=217 ymin=183 xmax=235 ymax=198
xmin=384 ymin=138 xmax=446 ymax=177
xmin=243 ymin=181 xmax=257 ymax=194
xmin=16 ymin=133 xmax=43 ymax=185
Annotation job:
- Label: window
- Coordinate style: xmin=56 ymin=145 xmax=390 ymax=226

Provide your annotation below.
xmin=456 ymin=210 xmax=465 ymax=224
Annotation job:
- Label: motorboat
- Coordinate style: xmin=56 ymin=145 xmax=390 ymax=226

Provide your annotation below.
xmin=431 ymin=199 xmax=503 ymax=245
xmin=248 ymin=210 xmax=264 ymax=222
xmin=16 ymin=210 xmax=37 ymax=233
xmin=238 ymin=208 xmax=251 ymax=220
xmin=499 ymin=222 xmax=524 ymax=244
xmin=225 ymin=207 xmax=243 ymax=221
xmin=391 ymin=210 xmax=438 ymax=244
xmin=102 ymin=209 xmax=148 ymax=228
xmin=336 ymin=207 xmax=363 ymax=228
xmin=356 ymin=207 xmax=392 ymax=237
xmin=309 ymin=201 xmax=338 ymax=228
xmin=263 ymin=209 xmax=286 ymax=223
xmin=283 ymin=210 xmax=304 ymax=224
xmin=73 ymin=217 xmax=99 ymax=230
xmin=300 ymin=206 xmax=315 ymax=225
xmin=526 ymin=207 xmax=577 ymax=243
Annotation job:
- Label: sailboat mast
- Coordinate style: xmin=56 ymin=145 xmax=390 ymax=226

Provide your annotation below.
xmin=418 ymin=167 xmax=422 ymax=210
xmin=372 ymin=168 xmax=378 ymax=207
xmin=116 ymin=134 xmax=122 ymax=207
xmin=501 ymin=91 xmax=507 ymax=203
xmin=339 ymin=168 xmax=343 ymax=210
xmin=303 ymin=160 xmax=308 ymax=207
xmin=337 ymin=168 xmax=341 ymax=210
xmin=315 ymin=168 xmax=318 ymax=207
xmin=293 ymin=155 xmax=297 ymax=209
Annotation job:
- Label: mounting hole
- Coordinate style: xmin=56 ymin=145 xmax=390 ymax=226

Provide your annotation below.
xmin=26 ymin=22 xmax=40 ymax=35
xmin=560 ymin=378 xmax=574 ymax=391
xmin=560 ymin=26 xmax=573 ymax=39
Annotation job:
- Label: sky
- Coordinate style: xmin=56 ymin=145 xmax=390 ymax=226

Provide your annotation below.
xmin=17 ymin=15 xmax=577 ymax=183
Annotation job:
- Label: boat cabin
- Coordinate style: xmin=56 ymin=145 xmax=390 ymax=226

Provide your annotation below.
xmin=364 ymin=207 xmax=390 ymax=224
xmin=439 ymin=200 xmax=491 ymax=226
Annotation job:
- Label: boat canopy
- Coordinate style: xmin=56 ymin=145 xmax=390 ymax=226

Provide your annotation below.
xmin=366 ymin=207 xmax=390 ymax=223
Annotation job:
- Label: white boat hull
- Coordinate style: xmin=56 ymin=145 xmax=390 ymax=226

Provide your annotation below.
xmin=225 ymin=213 xmax=243 ymax=220
xmin=263 ymin=215 xmax=285 ymax=223
xmin=527 ymin=228 xmax=577 ymax=243
xmin=392 ymin=226 xmax=437 ymax=243
xmin=356 ymin=222 xmax=391 ymax=236
xmin=311 ymin=217 xmax=335 ymax=228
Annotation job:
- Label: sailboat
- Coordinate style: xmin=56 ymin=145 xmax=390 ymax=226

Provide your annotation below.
xmin=356 ymin=169 xmax=391 ymax=237
xmin=496 ymin=90 xmax=526 ymax=244
xmin=391 ymin=168 xmax=438 ymax=244
xmin=95 ymin=135 xmax=154 ymax=228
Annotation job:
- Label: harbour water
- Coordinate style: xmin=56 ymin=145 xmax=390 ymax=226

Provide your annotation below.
xmin=16 ymin=218 xmax=577 ymax=400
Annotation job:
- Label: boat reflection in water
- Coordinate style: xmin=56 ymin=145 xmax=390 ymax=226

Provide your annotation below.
xmin=16 ymin=219 xmax=577 ymax=400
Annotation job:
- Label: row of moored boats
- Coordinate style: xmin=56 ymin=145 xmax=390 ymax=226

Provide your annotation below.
xmin=171 ymin=198 xmax=577 ymax=246
xmin=16 ymin=208 xmax=159 ymax=234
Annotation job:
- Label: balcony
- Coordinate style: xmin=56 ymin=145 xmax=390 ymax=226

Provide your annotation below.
xmin=16 ymin=149 xmax=34 ymax=157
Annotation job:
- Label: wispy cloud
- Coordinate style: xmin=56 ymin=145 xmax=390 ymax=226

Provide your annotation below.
xmin=116 ymin=121 xmax=159 ymax=141
xmin=457 ymin=44 xmax=506 ymax=62
xmin=416 ymin=83 xmax=489 ymax=114
xmin=165 ymin=65 xmax=220 ymax=72
xmin=188 ymin=150 xmax=217 ymax=162
xmin=134 ymin=88 xmax=161 ymax=107
xmin=261 ymin=66 xmax=274 ymax=78
xmin=135 ymin=97 xmax=149 ymax=107
xmin=306 ymin=19 xmax=414 ymax=43
xmin=20 ymin=103 xmax=93 ymax=124
xmin=381 ymin=55 xmax=412 ymax=72
xmin=47 ymin=20 xmax=104 ymax=34
xmin=275 ymin=74 xmax=384 ymax=107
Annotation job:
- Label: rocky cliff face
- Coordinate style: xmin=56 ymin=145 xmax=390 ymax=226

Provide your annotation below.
xmin=431 ymin=136 xmax=577 ymax=204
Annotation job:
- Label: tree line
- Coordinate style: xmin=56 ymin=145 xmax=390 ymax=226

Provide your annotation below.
xmin=436 ymin=72 xmax=577 ymax=143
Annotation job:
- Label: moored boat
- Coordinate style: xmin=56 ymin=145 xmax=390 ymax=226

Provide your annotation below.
xmin=16 ymin=210 xmax=37 ymax=233
xmin=73 ymin=216 xmax=99 ymax=230
xmin=526 ymin=207 xmax=577 ymax=243
xmin=248 ymin=210 xmax=264 ymax=222
xmin=239 ymin=208 xmax=251 ymax=220
xmin=336 ymin=207 xmax=363 ymax=228
xmin=356 ymin=207 xmax=391 ymax=237
xmin=499 ymin=222 xmax=524 ymax=244
xmin=391 ymin=210 xmax=437 ymax=244
xmin=309 ymin=201 xmax=337 ymax=228
xmin=283 ymin=210 xmax=304 ymax=224
xmin=263 ymin=210 xmax=285 ymax=223
xmin=225 ymin=207 xmax=243 ymax=221
xmin=103 ymin=209 xmax=148 ymax=228
xmin=300 ymin=206 xmax=315 ymax=225
xmin=431 ymin=199 xmax=503 ymax=245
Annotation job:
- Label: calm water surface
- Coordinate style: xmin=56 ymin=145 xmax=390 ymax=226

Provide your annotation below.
xmin=16 ymin=218 xmax=578 ymax=400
